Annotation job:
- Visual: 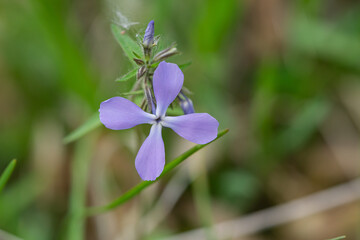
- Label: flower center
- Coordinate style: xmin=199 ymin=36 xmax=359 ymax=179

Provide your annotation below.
xmin=155 ymin=116 xmax=163 ymax=123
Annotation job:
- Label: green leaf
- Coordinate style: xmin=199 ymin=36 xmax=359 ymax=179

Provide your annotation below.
xmin=132 ymin=51 xmax=141 ymax=59
xmin=178 ymin=61 xmax=192 ymax=69
xmin=0 ymin=159 xmax=17 ymax=194
xmin=119 ymin=90 xmax=144 ymax=97
xmin=63 ymin=113 xmax=101 ymax=144
xmin=111 ymin=24 xmax=142 ymax=67
xmin=115 ymin=68 xmax=138 ymax=82
xmin=327 ymin=236 xmax=346 ymax=240
xmin=85 ymin=129 xmax=229 ymax=216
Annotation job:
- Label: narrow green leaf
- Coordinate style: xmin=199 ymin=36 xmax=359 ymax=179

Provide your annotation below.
xmin=178 ymin=61 xmax=192 ymax=69
xmin=66 ymin=136 xmax=96 ymax=240
xmin=111 ymin=24 xmax=142 ymax=67
xmin=119 ymin=90 xmax=144 ymax=97
xmin=0 ymin=159 xmax=17 ymax=194
xmin=132 ymin=51 xmax=141 ymax=59
xmin=327 ymin=236 xmax=346 ymax=240
xmin=115 ymin=68 xmax=138 ymax=82
xmin=85 ymin=129 xmax=229 ymax=216
xmin=0 ymin=173 xmax=45 ymax=222
xmin=150 ymin=62 xmax=160 ymax=68
xmin=63 ymin=113 xmax=101 ymax=144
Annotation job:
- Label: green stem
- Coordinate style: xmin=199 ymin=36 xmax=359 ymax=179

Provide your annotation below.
xmin=0 ymin=159 xmax=17 ymax=194
xmin=66 ymin=136 xmax=95 ymax=240
xmin=192 ymin=166 xmax=217 ymax=240
xmin=85 ymin=129 xmax=229 ymax=216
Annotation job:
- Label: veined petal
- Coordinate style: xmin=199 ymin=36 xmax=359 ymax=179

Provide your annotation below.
xmin=135 ymin=124 xmax=165 ymax=181
xmin=162 ymin=113 xmax=219 ymax=144
xmin=99 ymin=97 xmax=155 ymax=130
xmin=153 ymin=61 xmax=184 ymax=116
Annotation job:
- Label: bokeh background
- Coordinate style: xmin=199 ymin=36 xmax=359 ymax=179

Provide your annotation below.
xmin=1 ymin=0 xmax=360 ymax=239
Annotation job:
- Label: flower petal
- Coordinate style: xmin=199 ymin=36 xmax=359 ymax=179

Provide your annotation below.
xmin=99 ymin=97 xmax=155 ymax=130
xmin=135 ymin=124 xmax=165 ymax=181
xmin=162 ymin=113 xmax=219 ymax=144
xmin=153 ymin=61 xmax=184 ymax=116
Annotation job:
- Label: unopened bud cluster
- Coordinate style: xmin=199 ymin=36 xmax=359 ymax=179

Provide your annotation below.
xmin=130 ymin=20 xmax=194 ymax=115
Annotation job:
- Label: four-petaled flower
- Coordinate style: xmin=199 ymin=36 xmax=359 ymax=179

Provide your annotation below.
xmin=99 ymin=62 xmax=219 ymax=181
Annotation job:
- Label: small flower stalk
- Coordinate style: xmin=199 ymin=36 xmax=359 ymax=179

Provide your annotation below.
xmin=99 ymin=21 xmax=219 ymax=181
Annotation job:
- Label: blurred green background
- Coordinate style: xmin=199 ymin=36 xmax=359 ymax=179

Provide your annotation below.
xmin=1 ymin=0 xmax=360 ymax=239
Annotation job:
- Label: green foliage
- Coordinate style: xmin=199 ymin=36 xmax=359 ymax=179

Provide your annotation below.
xmin=289 ymin=15 xmax=360 ymax=70
xmin=0 ymin=159 xmax=16 ymax=194
xmin=328 ymin=236 xmax=346 ymax=240
xmin=63 ymin=113 xmax=101 ymax=144
xmin=86 ymin=129 xmax=229 ymax=216
xmin=66 ymin=136 xmax=96 ymax=240
xmin=178 ymin=61 xmax=192 ymax=70
xmin=214 ymin=170 xmax=260 ymax=210
xmin=111 ymin=24 xmax=142 ymax=67
xmin=193 ymin=0 xmax=240 ymax=53
xmin=115 ymin=68 xmax=138 ymax=82
xmin=2 ymin=0 xmax=360 ymax=238
xmin=119 ymin=90 xmax=144 ymax=97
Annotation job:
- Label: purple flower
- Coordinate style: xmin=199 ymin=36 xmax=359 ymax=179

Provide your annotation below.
xmin=99 ymin=62 xmax=219 ymax=181
xmin=143 ymin=20 xmax=154 ymax=47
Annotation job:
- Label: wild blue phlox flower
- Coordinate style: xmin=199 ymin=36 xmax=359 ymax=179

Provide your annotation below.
xmin=99 ymin=62 xmax=219 ymax=181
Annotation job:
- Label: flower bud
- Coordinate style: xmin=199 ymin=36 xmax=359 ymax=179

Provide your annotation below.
xmin=179 ymin=92 xmax=195 ymax=114
xmin=153 ymin=47 xmax=179 ymax=62
xmin=137 ymin=66 xmax=146 ymax=79
xmin=133 ymin=58 xmax=145 ymax=66
xmin=143 ymin=20 xmax=154 ymax=48
xmin=145 ymin=85 xmax=156 ymax=114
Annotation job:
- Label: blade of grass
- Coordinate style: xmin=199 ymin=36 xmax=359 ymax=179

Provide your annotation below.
xmin=327 ymin=236 xmax=346 ymax=240
xmin=0 ymin=229 xmax=23 ymax=240
xmin=63 ymin=113 xmax=101 ymax=144
xmin=0 ymin=159 xmax=16 ymax=194
xmin=0 ymin=174 xmax=46 ymax=224
xmin=85 ymin=129 xmax=229 ymax=216
xmin=65 ymin=135 xmax=96 ymax=240
xmin=191 ymin=164 xmax=217 ymax=240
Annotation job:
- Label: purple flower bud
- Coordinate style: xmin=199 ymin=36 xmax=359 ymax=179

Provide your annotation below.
xmin=143 ymin=20 xmax=154 ymax=47
xmin=179 ymin=92 xmax=195 ymax=114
